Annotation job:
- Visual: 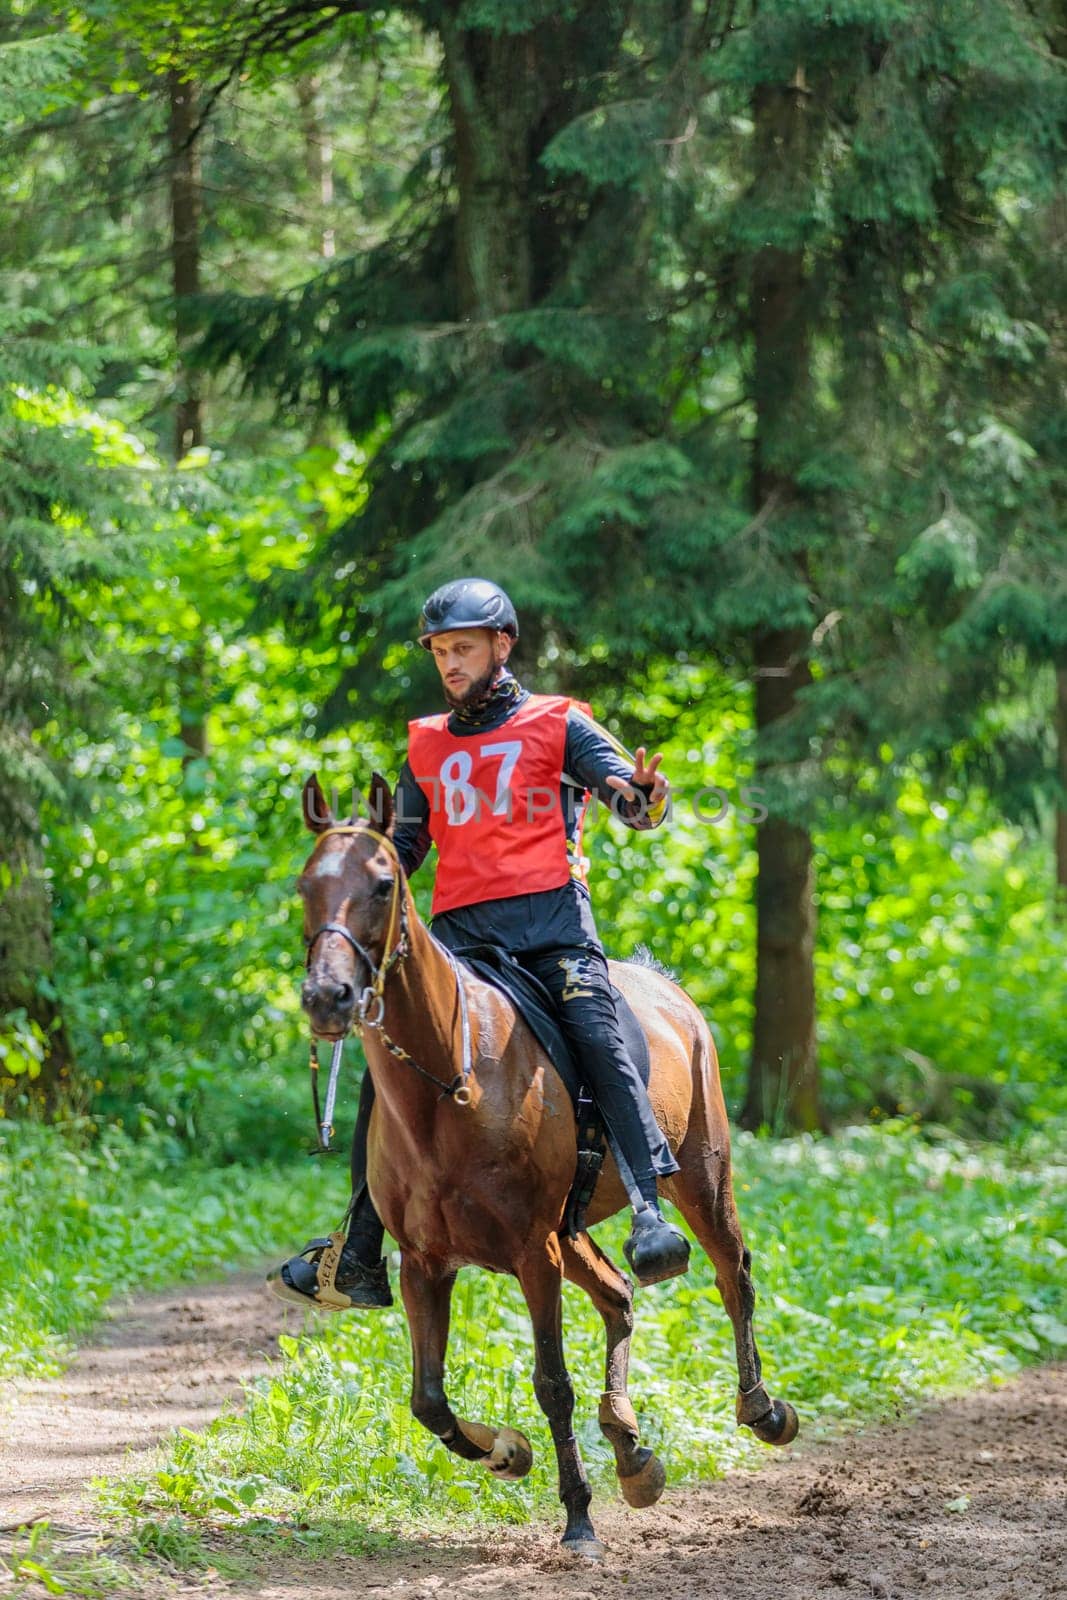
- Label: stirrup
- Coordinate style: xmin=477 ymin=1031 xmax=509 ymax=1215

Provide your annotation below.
xmin=267 ymin=1231 xmax=393 ymax=1311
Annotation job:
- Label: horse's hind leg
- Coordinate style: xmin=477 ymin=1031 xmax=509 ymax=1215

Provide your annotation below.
xmin=399 ymin=1254 xmax=534 ymax=1481
xmin=560 ymin=1232 xmax=666 ymax=1508
xmin=667 ymin=1149 xmax=799 ymax=1447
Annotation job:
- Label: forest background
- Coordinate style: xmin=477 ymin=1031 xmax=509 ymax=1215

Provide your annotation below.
xmin=1 ymin=0 xmax=1066 ymax=1557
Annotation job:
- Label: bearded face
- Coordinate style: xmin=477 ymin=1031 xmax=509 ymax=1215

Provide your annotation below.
xmin=443 ymin=655 xmax=501 ymax=710
xmin=430 ymin=628 xmax=512 ymax=709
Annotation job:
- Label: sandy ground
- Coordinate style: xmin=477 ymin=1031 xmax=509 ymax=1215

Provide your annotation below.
xmin=0 ymin=1270 xmax=301 ymax=1531
xmin=0 ymin=1274 xmax=1064 ymax=1599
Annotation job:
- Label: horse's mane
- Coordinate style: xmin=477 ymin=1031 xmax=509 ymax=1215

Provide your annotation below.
xmin=626 ymin=943 xmax=677 ymax=981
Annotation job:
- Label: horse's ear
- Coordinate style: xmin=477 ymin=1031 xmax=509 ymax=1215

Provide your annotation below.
xmin=303 ymin=773 xmax=334 ymax=835
xmin=367 ymin=771 xmax=395 ymax=837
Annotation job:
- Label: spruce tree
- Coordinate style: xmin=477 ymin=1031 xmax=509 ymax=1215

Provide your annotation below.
xmin=874 ymin=2 xmax=1067 ymax=907
xmin=156 ymin=0 xmax=1065 ymax=1128
xmin=0 ymin=24 xmax=145 ymax=1099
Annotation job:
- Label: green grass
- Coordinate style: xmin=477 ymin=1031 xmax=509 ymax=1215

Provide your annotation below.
xmin=0 ymin=1520 xmax=143 ymax=1599
xmin=0 ymin=1118 xmax=334 ymax=1378
xmin=6 ymin=1113 xmax=1063 ymax=1567
xmin=112 ymin=1120 xmax=1066 ymax=1538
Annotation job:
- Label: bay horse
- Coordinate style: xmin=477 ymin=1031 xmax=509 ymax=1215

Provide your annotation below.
xmin=298 ymin=772 xmax=797 ymax=1560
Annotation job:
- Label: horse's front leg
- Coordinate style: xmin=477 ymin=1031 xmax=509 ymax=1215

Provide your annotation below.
xmin=399 ymin=1254 xmax=533 ymax=1480
xmin=517 ymin=1238 xmax=604 ymax=1562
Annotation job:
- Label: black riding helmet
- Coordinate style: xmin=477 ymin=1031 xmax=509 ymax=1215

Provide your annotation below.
xmin=418 ymin=577 xmax=519 ymax=650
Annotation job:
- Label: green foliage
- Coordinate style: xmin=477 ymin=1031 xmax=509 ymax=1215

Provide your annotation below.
xmin=182 ymin=0 xmax=1067 ymax=789
xmin=1 ymin=5 xmax=438 ymax=452
xmin=811 ymin=777 xmax=1067 ymax=1130
xmin=0 ymin=1117 xmax=330 ymax=1378
xmin=117 ymin=1122 xmax=1066 ymax=1532
xmin=39 ymin=442 xmax=393 ymax=1151
xmin=0 ymin=330 xmax=151 ymax=1097
xmin=0 ymin=381 xmax=146 ymax=846
xmin=187 ymin=0 xmax=702 ymax=715
xmin=583 ymin=662 xmax=1067 ymax=1131
xmin=0 ymin=25 xmax=83 ymax=129
xmin=540 ymin=98 xmax=669 ymax=189
xmin=0 ymin=0 xmax=1063 ymax=1430
xmin=0 ymin=1009 xmax=47 ymax=1081
xmin=34 ymin=631 xmax=1067 ymax=1148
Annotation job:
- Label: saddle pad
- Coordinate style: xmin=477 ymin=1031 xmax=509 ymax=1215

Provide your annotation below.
xmin=444 ymin=941 xmax=651 ymax=1106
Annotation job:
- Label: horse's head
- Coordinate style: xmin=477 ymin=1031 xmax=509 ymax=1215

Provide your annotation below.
xmin=298 ymin=771 xmax=400 ymax=1038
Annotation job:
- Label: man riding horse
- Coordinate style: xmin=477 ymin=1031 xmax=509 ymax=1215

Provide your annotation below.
xmin=273 ymin=575 xmax=691 ymax=1309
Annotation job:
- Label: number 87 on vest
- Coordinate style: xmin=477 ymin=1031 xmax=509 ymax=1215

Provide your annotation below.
xmin=408 ymin=694 xmax=591 ymax=916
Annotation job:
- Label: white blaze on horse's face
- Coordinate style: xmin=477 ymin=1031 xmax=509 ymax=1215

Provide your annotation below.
xmin=310 ymin=847 xmax=348 ymax=880
xmin=300 ymin=835 xmax=396 ymax=967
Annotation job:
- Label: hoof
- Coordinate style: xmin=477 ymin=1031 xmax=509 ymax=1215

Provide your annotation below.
xmin=485 ymin=1426 xmax=534 ymax=1480
xmin=619 ymin=1448 xmax=666 ymax=1508
xmin=750 ymin=1399 xmax=799 ymax=1447
xmin=562 ymin=1536 xmax=607 ymax=1563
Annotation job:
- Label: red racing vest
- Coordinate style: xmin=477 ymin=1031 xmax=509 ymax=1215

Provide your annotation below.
xmin=407 ymin=693 xmax=593 ymax=914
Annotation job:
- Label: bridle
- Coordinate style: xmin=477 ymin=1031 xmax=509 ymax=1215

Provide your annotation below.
xmin=302 ymin=824 xmax=472 ymax=1151
xmin=304 ymin=824 xmax=410 ymax=1028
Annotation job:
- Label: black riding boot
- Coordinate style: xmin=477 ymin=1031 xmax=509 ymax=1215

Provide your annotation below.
xmin=622 ymin=1197 xmax=691 ymax=1287
xmin=270 ymin=1072 xmax=393 ymax=1310
xmin=522 ymin=941 xmax=691 ymax=1288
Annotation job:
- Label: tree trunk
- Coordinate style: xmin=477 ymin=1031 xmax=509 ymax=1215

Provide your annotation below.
xmin=179 ymin=641 xmax=209 ymax=770
xmin=437 ymin=7 xmax=631 ymax=320
xmin=741 ymin=70 xmax=824 ymax=1133
xmin=744 ymin=628 xmax=821 ymax=1131
xmin=167 ymin=68 xmax=209 ymax=841
xmin=0 ymin=840 xmax=73 ymax=1108
xmin=439 ymin=18 xmax=535 ymax=318
xmin=167 ymin=69 xmax=203 ymax=459
xmin=296 ymin=75 xmax=335 ymax=261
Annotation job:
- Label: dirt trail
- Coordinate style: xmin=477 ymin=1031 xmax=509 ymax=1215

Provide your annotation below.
xmin=0 ymin=1271 xmax=301 ymax=1528
xmin=1 ymin=1276 xmax=1064 ymax=1599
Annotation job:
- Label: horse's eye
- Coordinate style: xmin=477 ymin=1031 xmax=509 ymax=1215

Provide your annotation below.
xmin=374 ymin=877 xmax=395 ymax=899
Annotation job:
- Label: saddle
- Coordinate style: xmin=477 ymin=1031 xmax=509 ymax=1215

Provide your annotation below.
xmin=446 ymin=942 xmax=652 ymax=1238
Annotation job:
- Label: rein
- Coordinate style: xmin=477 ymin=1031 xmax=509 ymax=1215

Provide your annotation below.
xmin=304 ymin=825 xmax=472 ymax=1151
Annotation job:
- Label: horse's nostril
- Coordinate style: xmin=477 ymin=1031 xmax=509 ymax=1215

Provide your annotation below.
xmin=301 ymin=979 xmax=353 ymax=1015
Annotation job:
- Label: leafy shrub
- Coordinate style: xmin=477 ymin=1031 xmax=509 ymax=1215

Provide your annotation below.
xmin=0 ymin=1118 xmax=337 ymax=1377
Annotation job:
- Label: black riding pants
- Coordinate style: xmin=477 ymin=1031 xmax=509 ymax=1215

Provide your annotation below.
xmin=345 ymin=883 xmax=678 ymax=1256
